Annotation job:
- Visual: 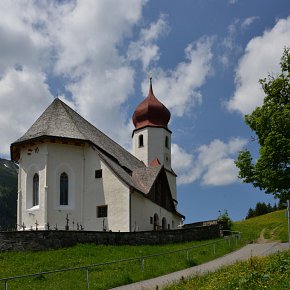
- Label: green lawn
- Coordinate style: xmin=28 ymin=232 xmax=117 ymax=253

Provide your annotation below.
xmin=0 ymin=237 xmax=240 ymax=289
xmin=165 ymin=250 xmax=290 ymax=290
xmin=0 ymin=210 xmax=287 ymax=289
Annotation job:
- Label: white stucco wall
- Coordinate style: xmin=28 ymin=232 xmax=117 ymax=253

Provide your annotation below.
xmin=132 ymin=127 xmax=171 ymax=170
xmin=18 ymin=144 xmax=47 ymax=230
xmin=130 ymin=191 xmax=182 ymax=231
xmin=18 ymin=142 xmax=131 ymax=231
xmin=83 ymin=148 xmax=130 ymax=232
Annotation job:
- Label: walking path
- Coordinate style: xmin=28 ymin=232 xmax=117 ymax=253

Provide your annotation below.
xmin=110 ymin=242 xmax=289 ymax=290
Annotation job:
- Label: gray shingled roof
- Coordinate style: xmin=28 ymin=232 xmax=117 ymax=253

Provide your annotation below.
xmin=12 ymin=98 xmax=144 ymax=172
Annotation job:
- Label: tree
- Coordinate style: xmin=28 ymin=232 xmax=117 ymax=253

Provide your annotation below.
xmin=217 ymin=209 xmax=232 ymax=231
xmin=235 ymin=48 xmax=290 ymax=201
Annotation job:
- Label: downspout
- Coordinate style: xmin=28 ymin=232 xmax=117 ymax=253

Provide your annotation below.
xmin=81 ymin=147 xmax=85 ymax=227
xmin=17 ymin=158 xmax=22 ymax=229
xmin=43 ymin=150 xmax=49 ymax=229
xmin=129 ymin=188 xmax=132 ymax=232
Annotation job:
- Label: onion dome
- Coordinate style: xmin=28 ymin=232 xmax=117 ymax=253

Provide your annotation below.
xmin=132 ymin=79 xmax=170 ymax=130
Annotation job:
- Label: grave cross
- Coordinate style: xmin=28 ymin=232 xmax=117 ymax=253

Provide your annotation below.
xmin=65 ymin=214 xmax=69 ymax=231
xmin=35 ymin=220 xmax=39 ymax=231
xmin=21 ymin=222 xmax=26 ymax=231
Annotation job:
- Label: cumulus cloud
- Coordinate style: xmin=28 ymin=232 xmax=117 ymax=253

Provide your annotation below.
xmin=127 ymin=14 xmax=169 ymax=70
xmin=172 ymin=138 xmax=247 ymax=186
xmin=227 ymin=16 xmax=290 ymax=115
xmin=0 ymin=67 xmax=52 ymax=155
xmin=0 ymin=0 xmax=148 ymax=156
xmin=141 ymin=36 xmax=214 ymax=116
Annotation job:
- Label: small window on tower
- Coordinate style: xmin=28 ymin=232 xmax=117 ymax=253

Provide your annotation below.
xmin=165 ymin=136 xmax=169 ymax=148
xmin=97 ymin=205 xmax=108 ymax=218
xmin=95 ymin=169 xmax=102 ymax=178
xmin=139 ymin=134 xmax=144 ymax=147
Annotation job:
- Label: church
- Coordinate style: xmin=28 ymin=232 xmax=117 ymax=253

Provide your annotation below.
xmin=11 ymin=80 xmax=184 ymax=232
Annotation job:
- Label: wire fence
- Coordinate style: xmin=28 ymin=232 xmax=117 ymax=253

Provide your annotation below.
xmin=0 ymin=231 xmax=241 ymax=290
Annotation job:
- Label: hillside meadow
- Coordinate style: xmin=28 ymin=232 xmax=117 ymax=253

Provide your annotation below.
xmin=0 ymin=210 xmax=288 ymax=289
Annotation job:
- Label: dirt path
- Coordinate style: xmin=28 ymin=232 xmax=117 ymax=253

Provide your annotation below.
xmin=110 ymin=242 xmax=289 ymax=290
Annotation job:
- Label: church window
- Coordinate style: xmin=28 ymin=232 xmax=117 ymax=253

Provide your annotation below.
xmin=153 ymin=213 xmax=159 ymax=230
xmin=165 ymin=136 xmax=169 ymax=148
xmin=162 ymin=217 xmax=167 ymax=230
xmin=60 ymin=172 xmax=68 ymax=205
xmin=95 ymin=169 xmax=102 ymax=178
xmin=150 ymin=216 xmax=153 ymax=224
xmin=33 ymin=173 xmax=39 ymax=206
xmin=97 ymin=205 xmax=108 ymax=218
xmin=139 ymin=134 xmax=144 ymax=147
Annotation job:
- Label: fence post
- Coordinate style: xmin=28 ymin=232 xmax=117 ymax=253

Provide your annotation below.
xmin=86 ymin=268 xmax=89 ymax=289
xmin=4 ymin=279 xmax=8 ymax=290
xmin=141 ymin=257 xmax=145 ymax=272
xmin=228 ymin=237 xmax=231 ymax=248
xmin=213 ymin=242 xmax=216 ymax=256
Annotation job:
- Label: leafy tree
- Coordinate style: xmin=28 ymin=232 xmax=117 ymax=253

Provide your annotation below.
xmin=217 ymin=209 xmax=232 ymax=231
xmin=235 ymin=48 xmax=290 ymax=201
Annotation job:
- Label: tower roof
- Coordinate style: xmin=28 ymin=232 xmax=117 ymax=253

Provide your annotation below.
xmin=132 ymin=79 xmax=170 ymax=130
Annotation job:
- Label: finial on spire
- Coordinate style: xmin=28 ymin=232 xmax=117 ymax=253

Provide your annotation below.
xmin=148 ymin=72 xmax=153 ymax=93
xmin=148 ymin=72 xmax=153 ymax=85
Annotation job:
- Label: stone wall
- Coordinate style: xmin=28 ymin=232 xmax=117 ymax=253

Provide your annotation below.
xmin=0 ymin=225 xmax=220 ymax=252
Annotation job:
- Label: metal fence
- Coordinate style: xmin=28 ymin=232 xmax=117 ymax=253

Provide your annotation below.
xmin=0 ymin=231 xmax=241 ymax=290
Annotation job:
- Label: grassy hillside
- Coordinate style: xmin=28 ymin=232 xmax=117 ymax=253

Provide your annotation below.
xmin=0 ymin=158 xmax=18 ymax=230
xmin=0 ymin=238 xmax=241 ymax=289
xmin=165 ymin=250 xmax=290 ymax=290
xmin=165 ymin=210 xmax=289 ymax=290
xmin=232 ymin=210 xmax=288 ymax=243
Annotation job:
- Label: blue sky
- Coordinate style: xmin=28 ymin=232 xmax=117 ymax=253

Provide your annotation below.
xmin=0 ymin=0 xmax=289 ymax=222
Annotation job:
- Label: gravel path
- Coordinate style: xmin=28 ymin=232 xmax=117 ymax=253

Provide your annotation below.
xmin=110 ymin=242 xmax=289 ymax=290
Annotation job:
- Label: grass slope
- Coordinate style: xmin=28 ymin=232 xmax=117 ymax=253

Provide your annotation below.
xmin=0 ymin=238 xmax=241 ymax=290
xmin=232 ymin=210 xmax=288 ymax=243
xmin=166 ymin=210 xmax=289 ymax=290
xmin=165 ymin=250 xmax=290 ymax=290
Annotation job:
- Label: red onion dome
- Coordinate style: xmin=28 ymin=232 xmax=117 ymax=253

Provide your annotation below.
xmin=132 ymin=79 xmax=171 ymax=130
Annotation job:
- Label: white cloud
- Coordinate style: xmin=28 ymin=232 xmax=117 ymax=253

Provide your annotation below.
xmin=241 ymin=16 xmax=259 ymax=29
xmin=227 ymin=16 xmax=290 ymax=115
xmin=0 ymin=0 xmax=148 ymax=155
xmin=127 ymin=14 xmax=169 ymax=70
xmin=141 ymin=36 xmax=214 ymax=116
xmin=0 ymin=67 xmax=52 ymax=156
xmin=172 ymin=138 xmax=247 ymax=186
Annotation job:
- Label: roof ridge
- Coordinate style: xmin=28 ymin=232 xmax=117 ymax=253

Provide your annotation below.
xmin=56 ymin=99 xmax=87 ymax=140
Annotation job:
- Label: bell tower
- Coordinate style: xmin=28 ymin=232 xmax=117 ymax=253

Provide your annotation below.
xmin=132 ymin=79 xmax=177 ymax=201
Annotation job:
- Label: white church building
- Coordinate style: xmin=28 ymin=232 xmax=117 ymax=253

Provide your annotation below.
xmin=11 ymin=81 xmax=184 ymax=232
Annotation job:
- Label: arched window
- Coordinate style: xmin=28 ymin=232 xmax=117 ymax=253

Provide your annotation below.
xmin=33 ymin=173 xmax=39 ymax=206
xmin=165 ymin=136 xmax=169 ymax=148
xmin=139 ymin=134 xmax=144 ymax=147
xmin=60 ymin=172 xmax=68 ymax=205
xmin=153 ymin=213 xmax=159 ymax=230
xmin=162 ymin=217 xmax=167 ymax=230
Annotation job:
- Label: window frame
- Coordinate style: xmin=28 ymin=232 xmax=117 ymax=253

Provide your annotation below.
xmin=60 ymin=172 xmax=69 ymax=206
xmin=32 ymin=173 xmax=39 ymax=206
xmin=97 ymin=205 xmax=108 ymax=218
